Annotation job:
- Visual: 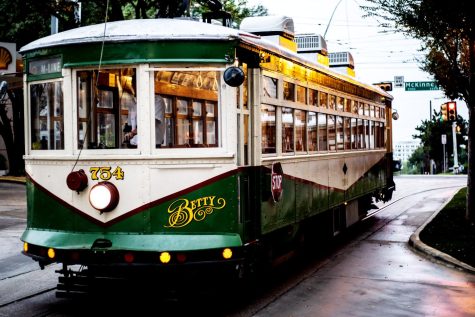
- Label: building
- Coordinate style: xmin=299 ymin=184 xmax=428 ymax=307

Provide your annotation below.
xmin=394 ymin=140 xmax=420 ymax=163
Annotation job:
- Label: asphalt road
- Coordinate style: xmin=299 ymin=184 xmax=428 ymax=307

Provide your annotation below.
xmin=1 ymin=176 xmax=474 ymax=316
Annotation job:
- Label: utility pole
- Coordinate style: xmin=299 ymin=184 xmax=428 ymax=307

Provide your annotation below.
xmin=452 ymin=121 xmax=459 ymax=173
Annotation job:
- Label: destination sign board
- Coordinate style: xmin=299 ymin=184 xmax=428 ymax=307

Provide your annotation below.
xmin=405 ymin=81 xmax=440 ymax=91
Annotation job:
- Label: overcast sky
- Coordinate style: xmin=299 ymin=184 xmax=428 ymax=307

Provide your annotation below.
xmin=245 ymin=0 xmax=468 ymax=144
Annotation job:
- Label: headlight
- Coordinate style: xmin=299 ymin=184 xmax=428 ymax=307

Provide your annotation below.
xmin=89 ymin=181 xmax=120 ymax=212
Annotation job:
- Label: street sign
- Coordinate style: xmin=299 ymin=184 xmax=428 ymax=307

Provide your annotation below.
xmin=405 ymin=81 xmax=440 ymax=91
xmin=441 ymin=134 xmax=446 ymax=144
xmin=394 ymin=76 xmax=404 ymax=88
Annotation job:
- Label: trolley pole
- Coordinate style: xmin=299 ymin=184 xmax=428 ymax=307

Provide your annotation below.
xmin=452 ymin=122 xmax=459 ymax=173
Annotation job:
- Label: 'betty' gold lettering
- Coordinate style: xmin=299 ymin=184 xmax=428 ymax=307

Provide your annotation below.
xmin=165 ymin=196 xmax=226 ymax=228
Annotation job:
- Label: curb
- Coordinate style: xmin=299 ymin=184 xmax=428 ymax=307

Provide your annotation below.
xmin=408 ymin=189 xmax=475 ymax=274
xmin=0 ymin=176 xmax=26 ymax=184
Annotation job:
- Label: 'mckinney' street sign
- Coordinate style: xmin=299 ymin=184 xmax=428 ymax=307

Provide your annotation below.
xmin=405 ymin=81 xmax=440 ymax=91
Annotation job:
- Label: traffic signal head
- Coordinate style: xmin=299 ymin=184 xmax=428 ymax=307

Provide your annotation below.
xmin=374 ymin=82 xmax=393 ymax=91
xmin=440 ymin=103 xmax=448 ymax=121
xmin=447 ymin=101 xmax=457 ymax=121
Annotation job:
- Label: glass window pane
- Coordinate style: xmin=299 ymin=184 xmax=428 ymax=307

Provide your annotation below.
xmin=337 ymin=96 xmax=344 ymax=111
xmin=283 ymin=81 xmax=295 ymax=101
xmin=261 ymin=105 xmax=276 ymax=154
xmin=295 ymin=110 xmax=306 ymax=152
xmin=336 ymin=116 xmax=344 ymax=150
xmin=328 ymin=115 xmax=336 ymax=151
xmin=263 ymin=76 xmax=278 ymax=98
xmin=344 ymin=117 xmax=351 ymax=150
xmin=351 ymin=117 xmax=358 ymax=149
xmin=318 ymin=113 xmax=327 ymax=151
xmin=77 ymin=68 xmax=135 ymax=149
xmin=296 ymin=85 xmax=306 ymax=104
xmin=307 ymin=112 xmax=317 ymax=151
xmin=319 ymin=92 xmax=328 ymax=108
xmin=154 ymin=70 xmax=219 ymax=148
xmin=309 ymin=89 xmax=318 ymax=106
xmin=329 ymin=95 xmax=336 ymax=110
xmin=282 ymin=107 xmax=294 ymax=153
xmin=30 ymin=81 xmax=64 ymax=150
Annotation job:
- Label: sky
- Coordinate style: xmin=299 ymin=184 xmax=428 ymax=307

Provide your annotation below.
xmin=245 ymin=0 xmax=468 ymax=144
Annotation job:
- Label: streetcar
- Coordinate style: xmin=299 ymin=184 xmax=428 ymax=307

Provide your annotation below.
xmin=19 ymin=15 xmax=395 ymax=295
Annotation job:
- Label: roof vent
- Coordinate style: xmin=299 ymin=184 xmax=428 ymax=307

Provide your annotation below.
xmin=295 ymin=33 xmax=329 ymax=66
xmin=295 ymin=34 xmax=327 ymax=55
xmin=328 ymin=52 xmax=355 ymax=77
xmin=240 ymin=16 xmax=296 ymax=51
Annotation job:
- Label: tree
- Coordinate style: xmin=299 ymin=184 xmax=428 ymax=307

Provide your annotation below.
xmin=363 ymin=0 xmax=475 ymax=222
xmin=412 ymin=110 xmax=468 ymax=173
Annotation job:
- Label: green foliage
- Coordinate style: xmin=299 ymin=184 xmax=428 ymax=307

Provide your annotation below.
xmin=412 ymin=110 xmax=468 ymax=173
xmin=0 ymin=1 xmax=268 ymax=49
xmin=406 ymin=145 xmax=425 ymax=174
xmin=362 ymin=0 xmax=474 ymax=104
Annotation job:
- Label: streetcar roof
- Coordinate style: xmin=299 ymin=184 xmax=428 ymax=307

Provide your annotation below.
xmin=20 ymin=18 xmax=392 ymax=99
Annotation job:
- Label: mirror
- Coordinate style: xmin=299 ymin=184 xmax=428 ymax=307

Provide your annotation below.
xmin=223 ymin=66 xmax=244 ymax=87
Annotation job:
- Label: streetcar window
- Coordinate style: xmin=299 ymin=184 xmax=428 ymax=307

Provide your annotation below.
xmin=282 ymin=107 xmax=294 ymax=153
xmin=154 ymin=70 xmax=219 ymax=148
xmin=344 ymin=117 xmax=351 ymax=150
xmin=308 ymin=89 xmax=318 ymax=106
xmin=295 ymin=110 xmax=306 ymax=152
xmin=357 ymin=102 xmax=364 ymax=115
xmin=357 ymin=119 xmax=365 ymax=149
xmin=374 ymin=122 xmax=381 ymax=149
xmin=364 ymin=103 xmax=370 ymax=116
xmin=77 ymin=68 xmax=136 ymax=149
xmin=329 ymin=95 xmax=336 ymax=110
xmin=352 ymin=101 xmax=359 ymax=114
xmin=30 ymin=81 xmax=64 ymax=150
xmin=369 ymin=121 xmax=375 ymax=149
xmin=375 ymin=106 xmax=380 ymax=118
xmin=318 ymin=113 xmax=327 ymax=151
xmin=327 ymin=115 xmax=336 ymax=151
xmin=283 ymin=81 xmax=295 ymax=101
xmin=351 ymin=117 xmax=358 ymax=149
xmin=336 ymin=116 xmax=344 ymax=150
xmin=345 ymin=99 xmax=352 ymax=112
xmin=319 ymin=92 xmax=328 ymax=108
xmin=307 ymin=112 xmax=317 ymax=151
xmin=364 ymin=120 xmax=370 ymax=149
xmin=370 ymin=105 xmax=375 ymax=117
xmin=263 ymin=76 xmax=277 ymax=99
xmin=296 ymin=85 xmax=306 ymax=104
xmin=337 ymin=96 xmax=344 ymax=112
xmin=261 ymin=105 xmax=276 ymax=154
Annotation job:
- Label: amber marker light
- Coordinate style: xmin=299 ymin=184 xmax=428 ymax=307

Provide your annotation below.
xmin=222 ymin=248 xmax=232 ymax=259
xmin=23 ymin=242 xmax=28 ymax=252
xmin=160 ymin=252 xmax=171 ymax=264
xmin=47 ymin=248 xmax=55 ymax=259
xmin=89 ymin=181 xmax=120 ymax=213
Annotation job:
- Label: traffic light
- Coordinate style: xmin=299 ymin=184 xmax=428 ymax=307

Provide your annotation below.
xmin=440 ymin=103 xmax=448 ymax=121
xmin=447 ymin=101 xmax=457 ymax=121
xmin=374 ymin=82 xmax=393 ymax=91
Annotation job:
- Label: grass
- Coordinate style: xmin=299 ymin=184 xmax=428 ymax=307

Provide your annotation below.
xmin=419 ymin=187 xmax=475 ymax=268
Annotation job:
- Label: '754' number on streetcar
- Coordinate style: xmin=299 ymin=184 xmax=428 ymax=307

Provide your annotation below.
xmin=89 ymin=167 xmax=125 ymax=181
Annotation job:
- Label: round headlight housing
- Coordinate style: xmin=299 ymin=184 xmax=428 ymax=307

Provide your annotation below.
xmin=89 ymin=181 xmax=120 ymax=212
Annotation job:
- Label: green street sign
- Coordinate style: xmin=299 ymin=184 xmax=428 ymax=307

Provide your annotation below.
xmin=405 ymin=81 xmax=440 ymax=91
